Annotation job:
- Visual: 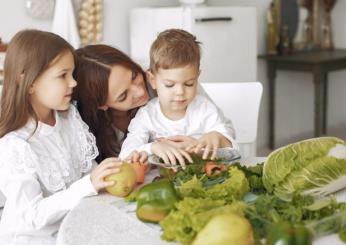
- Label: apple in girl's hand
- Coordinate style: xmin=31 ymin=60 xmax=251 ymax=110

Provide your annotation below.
xmin=132 ymin=162 xmax=149 ymax=184
xmin=105 ymin=163 xmax=137 ymax=197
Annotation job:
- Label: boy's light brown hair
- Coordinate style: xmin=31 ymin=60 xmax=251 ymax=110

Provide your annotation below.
xmin=149 ymin=29 xmax=201 ymax=73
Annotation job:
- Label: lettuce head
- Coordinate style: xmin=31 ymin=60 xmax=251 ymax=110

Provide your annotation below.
xmin=263 ymin=137 xmax=346 ymax=200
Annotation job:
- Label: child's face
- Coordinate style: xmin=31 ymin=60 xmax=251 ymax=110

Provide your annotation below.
xmin=149 ymin=65 xmax=199 ymax=119
xmin=30 ymin=51 xmax=77 ymax=120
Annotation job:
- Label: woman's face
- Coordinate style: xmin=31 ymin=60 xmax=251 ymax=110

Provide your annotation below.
xmin=102 ymin=65 xmax=149 ymax=111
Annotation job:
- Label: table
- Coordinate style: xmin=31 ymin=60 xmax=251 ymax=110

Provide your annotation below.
xmin=56 ymin=169 xmax=173 ymax=245
xmin=260 ymin=49 xmax=346 ymax=149
xmin=57 ymin=158 xmax=346 ymax=245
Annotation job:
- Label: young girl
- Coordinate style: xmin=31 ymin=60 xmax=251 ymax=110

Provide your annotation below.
xmin=0 ymin=30 xmax=121 ymax=245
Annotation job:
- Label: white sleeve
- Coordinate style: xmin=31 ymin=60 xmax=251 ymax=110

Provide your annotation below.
xmin=0 ymin=137 xmax=97 ymax=230
xmin=119 ymin=108 xmax=153 ymax=160
xmin=198 ymin=99 xmax=239 ymax=150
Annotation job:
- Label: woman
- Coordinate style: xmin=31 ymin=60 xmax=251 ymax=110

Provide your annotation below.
xmin=73 ymin=44 xmax=236 ymax=162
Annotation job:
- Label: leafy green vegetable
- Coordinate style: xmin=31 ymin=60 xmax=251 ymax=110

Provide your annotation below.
xmin=160 ymin=197 xmax=246 ymax=245
xmin=232 ymin=162 xmax=265 ymax=194
xmin=245 ymin=193 xmax=346 ymax=241
xmin=153 ymin=148 xmax=346 ymax=244
xmin=171 ymin=154 xmax=228 ymax=187
xmin=339 ymin=228 xmax=346 ymax=242
xmin=176 ymin=166 xmax=249 ymax=202
xmin=263 ymin=137 xmax=346 ymax=200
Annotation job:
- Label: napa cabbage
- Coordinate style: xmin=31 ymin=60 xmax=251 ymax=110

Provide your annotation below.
xmin=263 ymin=137 xmax=346 ymax=200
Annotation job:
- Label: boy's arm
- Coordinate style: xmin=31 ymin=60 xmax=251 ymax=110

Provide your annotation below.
xmin=119 ymin=108 xmax=153 ymax=160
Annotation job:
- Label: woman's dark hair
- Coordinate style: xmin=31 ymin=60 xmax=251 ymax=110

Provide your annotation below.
xmin=73 ymin=44 xmax=146 ymax=162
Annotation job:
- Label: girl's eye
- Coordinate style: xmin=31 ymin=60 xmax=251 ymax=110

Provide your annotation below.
xmin=60 ymin=73 xmax=67 ymax=78
xmin=132 ymin=71 xmax=138 ymax=80
xmin=164 ymin=84 xmax=174 ymax=88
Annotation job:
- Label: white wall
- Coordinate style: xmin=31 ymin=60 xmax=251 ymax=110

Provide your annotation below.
xmin=1 ymin=0 xmax=345 ymax=153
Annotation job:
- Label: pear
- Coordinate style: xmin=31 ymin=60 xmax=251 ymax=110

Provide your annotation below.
xmin=105 ymin=163 xmax=137 ymax=197
xmin=193 ymin=213 xmax=254 ymax=245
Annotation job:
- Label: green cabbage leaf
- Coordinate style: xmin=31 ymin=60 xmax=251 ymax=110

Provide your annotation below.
xmin=263 ymin=137 xmax=346 ymax=200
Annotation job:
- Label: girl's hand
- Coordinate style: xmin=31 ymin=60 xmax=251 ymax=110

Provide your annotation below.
xmin=125 ymin=150 xmax=148 ymax=164
xmin=90 ymin=157 xmax=123 ymax=192
xmin=185 ymin=131 xmax=231 ymax=160
xmin=157 ymin=135 xmax=198 ymax=149
xmin=151 ymin=142 xmax=193 ymax=169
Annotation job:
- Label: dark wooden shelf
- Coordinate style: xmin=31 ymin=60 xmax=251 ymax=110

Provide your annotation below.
xmin=260 ymin=49 xmax=346 ymax=149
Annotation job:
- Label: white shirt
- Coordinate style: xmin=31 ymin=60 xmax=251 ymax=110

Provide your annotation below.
xmin=0 ymin=105 xmax=99 ymax=245
xmin=119 ymin=95 xmax=238 ymax=159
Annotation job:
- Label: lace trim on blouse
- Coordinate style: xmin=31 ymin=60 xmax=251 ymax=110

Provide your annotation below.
xmin=70 ymin=105 xmax=99 ymax=173
xmin=0 ymin=105 xmax=99 ymax=193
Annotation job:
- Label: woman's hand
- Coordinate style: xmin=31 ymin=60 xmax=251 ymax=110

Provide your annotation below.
xmin=152 ymin=141 xmax=193 ymax=169
xmin=157 ymin=135 xmax=198 ymax=149
xmin=90 ymin=157 xmax=123 ymax=192
xmin=125 ymin=150 xmax=148 ymax=164
xmin=185 ymin=131 xmax=231 ymax=160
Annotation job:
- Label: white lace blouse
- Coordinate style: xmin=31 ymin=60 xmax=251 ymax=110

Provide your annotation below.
xmin=0 ymin=105 xmax=99 ymax=245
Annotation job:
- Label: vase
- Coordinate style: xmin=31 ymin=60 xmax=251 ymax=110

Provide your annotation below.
xmin=321 ymin=0 xmax=337 ymax=49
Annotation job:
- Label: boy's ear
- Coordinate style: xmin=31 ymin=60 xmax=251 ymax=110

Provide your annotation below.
xmin=146 ymin=70 xmax=157 ymax=89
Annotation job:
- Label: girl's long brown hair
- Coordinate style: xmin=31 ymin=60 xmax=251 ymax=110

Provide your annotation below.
xmin=0 ymin=30 xmax=74 ymax=138
xmin=73 ymin=44 xmax=146 ymax=162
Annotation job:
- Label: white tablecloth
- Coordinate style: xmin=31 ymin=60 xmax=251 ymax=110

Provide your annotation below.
xmin=57 ymin=158 xmax=346 ymax=245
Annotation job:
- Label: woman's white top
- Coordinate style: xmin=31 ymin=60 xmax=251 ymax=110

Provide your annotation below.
xmin=119 ymin=95 xmax=239 ymax=159
xmin=0 ymin=105 xmax=99 ymax=245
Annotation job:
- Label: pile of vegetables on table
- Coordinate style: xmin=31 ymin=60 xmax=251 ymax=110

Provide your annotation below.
xmin=122 ymin=137 xmax=346 ymax=245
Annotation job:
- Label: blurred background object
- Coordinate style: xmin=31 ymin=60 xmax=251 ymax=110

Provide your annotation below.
xmin=321 ymin=0 xmax=337 ymax=49
xmin=178 ymin=0 xmax=205 ymax=6
xmin=78 ymin=0 xmax=103 ymax=46
xmin=266 ymin=0 xmax=338 ymax=54
xmin=130 ymin=6 xmax=257 ymax=83
xmin=0 ymin=38 xmax=7 ymax=84
xmin=266 ymin=1 xmax=280 ymax=55
xmin=51 ymin=0 xmax=80 ymax=48
xmin=25 ymin=0 xmax=55 ymax=20
xmin=294 ymin=0 xmax=313 ymax=50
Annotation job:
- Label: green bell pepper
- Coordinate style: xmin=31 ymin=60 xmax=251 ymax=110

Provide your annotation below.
xmin=266 ymin=222 xmax=312 ymax=245
xmin=136 ymin=179 xmax=178 ymax=223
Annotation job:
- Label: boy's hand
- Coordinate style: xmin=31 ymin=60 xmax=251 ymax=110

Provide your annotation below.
xmin=151 ymin=141 xmax=193 ymax=169
xmin=90 ymin=157 xmax=123 ymax=192
xmin=185 ymin=131 xmax=231 ymax=160
xmin=157 ymin=135 xmax=197 ymax=149
xmin=125 ymin=150 xmax=148 ymax=164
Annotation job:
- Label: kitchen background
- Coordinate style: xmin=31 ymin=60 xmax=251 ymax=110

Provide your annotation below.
xmin=0 ymin=0 xmax=346 ymax=155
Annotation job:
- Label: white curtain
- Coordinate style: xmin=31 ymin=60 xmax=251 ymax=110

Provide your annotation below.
xmin=51 ymin=0 xmax=80 ymax=48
